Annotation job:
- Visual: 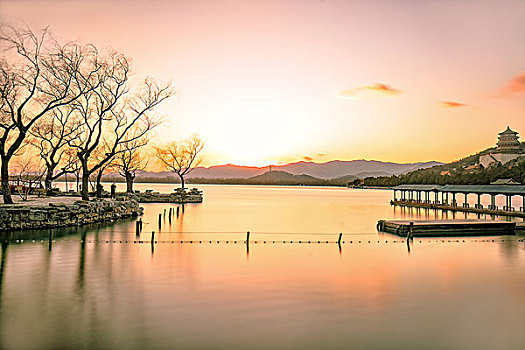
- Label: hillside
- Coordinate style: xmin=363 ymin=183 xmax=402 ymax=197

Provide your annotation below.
xmin=246 ymin=171 xmax=323 ymax=185
xmin=99 ymin=170 xmax=358 ymax=187
xmin=184 ymin=159 xmax=442 ymax=179
xmin=187 ymin=171 xmax=358 ymax=186
xmin=363 ymin=146 xmax=525 ymax=186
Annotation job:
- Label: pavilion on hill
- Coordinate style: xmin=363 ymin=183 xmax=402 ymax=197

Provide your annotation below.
xmin=497 ymin=126 xmax=522 ymax=153
xmin=479 ymin=126 xmax=524 ymax=167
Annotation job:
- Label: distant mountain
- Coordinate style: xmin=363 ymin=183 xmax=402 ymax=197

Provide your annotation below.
xmin=353 ymin=171 xmax=392 ymax=178
xmin=188 ymin=164 xmax=265 ymax=179
xmin=186 ymin=160 xmax=442 ymax=179
xmin=247 ymin=171 xmax=322 ymax=185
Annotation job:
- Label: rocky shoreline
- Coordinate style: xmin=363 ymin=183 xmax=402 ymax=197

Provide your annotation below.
xmin=0 ymin=198 xmax=143 ymax=232
xmin=125 ymin=188 xmax=203 ymax=203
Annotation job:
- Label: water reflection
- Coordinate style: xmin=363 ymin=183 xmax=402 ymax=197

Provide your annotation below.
xmin=0 ymin=185 xmax=524 ymax=349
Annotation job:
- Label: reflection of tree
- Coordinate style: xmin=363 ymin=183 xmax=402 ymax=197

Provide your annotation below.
xmin=76 ymin=232 xmax=87 ymax=296
xmin=0 ymin=241 xmax=7 ymax=349
xmin=0 ymin=241 xmax=8 ymax=303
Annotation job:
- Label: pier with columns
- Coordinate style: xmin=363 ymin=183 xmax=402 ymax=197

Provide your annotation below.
xmin=392 ymin=184 xmax=525 ymax=217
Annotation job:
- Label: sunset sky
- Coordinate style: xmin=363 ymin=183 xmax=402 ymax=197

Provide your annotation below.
xmin=1 ymin=0 xmax=524 ymax=166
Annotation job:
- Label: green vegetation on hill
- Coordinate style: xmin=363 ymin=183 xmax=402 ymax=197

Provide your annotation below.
xmin=363 ymin=146 xmax=525 ymax=186
xmin=99 ymin=170 xmax=357 ymax=187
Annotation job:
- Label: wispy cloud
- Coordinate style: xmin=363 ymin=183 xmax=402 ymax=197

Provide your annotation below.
xmin=302 ymin=156 xmax=314 ymax=161
xmin=336 ymin=89 xmax=357 ymax=99
xmin=497 ymin=72 xmax=525 ymax=96
xmin=439 ymin=101 xmax=466 ymax=108
xmin=336 ymin=83 xmax=402 ymax=98
xmin=361 ymin=83 xmax=402 ymax=95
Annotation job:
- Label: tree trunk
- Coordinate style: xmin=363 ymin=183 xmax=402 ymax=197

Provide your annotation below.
xmin=179 ymin=173 xmax=185 ymax=189
xmin=1 ymin=158 xmax=13 ymax=204
xmin=44 ymin=167 xmax=54 ymax=195
xmin=96 ymin=171 xmax=103 ymax=198
xmin=81 ymin=167 xmax=89 ymax=200
xmin=125 ymin=172 xmax=134 ymax=193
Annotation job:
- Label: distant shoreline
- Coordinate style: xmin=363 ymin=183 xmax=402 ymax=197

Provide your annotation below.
xmin=54 ymin=178 xmax=392 ymax=190
xmin=55 ymin=176 xmax=357 ymax=187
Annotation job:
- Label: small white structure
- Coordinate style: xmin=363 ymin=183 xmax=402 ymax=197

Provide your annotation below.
xmin=479 ymin=126 xmax=524 ymax=168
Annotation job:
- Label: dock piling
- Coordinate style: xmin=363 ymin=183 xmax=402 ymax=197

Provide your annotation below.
xmin=338 ymin=233 xmax=342 ymax=245
xmin=158 ymin=214 xmax=162 ymax=229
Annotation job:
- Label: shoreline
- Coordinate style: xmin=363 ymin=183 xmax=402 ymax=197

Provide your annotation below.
xmin=0 ymin=197 xmax=143 ymax=232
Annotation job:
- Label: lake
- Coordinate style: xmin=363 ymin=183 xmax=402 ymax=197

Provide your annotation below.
xmin=1 ymin=184 xmax=524 ymax=349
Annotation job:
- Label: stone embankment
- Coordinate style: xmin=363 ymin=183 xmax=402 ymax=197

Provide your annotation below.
xmin=0 ymin=198 xmax=143 ymax=231
xmin=125 ymin=188 xmax=203 ymax=203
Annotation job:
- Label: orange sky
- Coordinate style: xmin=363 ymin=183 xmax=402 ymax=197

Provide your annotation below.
xmin=1 ymin=0 xmax=524 ymax=166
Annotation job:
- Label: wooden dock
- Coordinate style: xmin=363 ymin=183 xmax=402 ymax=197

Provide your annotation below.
xmin=377 ymin=219 xmax=516 ymax=237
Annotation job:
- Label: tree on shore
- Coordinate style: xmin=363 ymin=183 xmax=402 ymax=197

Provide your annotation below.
xmin=155 ymin=135 xmax=204 ymax=189
xmin=68 ymin=52 xmax=173 ymax=200
xmin=11 ymin=155 xmax=45 ymax=201
xmin=30 ymin=108 xmax=81 ymax=195
xmin=0 ymin=27 xmax=101 ymax=204
xmin=113 ymin=140 xmax=149 ymax=193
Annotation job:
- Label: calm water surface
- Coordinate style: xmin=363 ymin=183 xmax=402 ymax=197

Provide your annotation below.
xmin=1 ymin=185 xmax=524 ymax=349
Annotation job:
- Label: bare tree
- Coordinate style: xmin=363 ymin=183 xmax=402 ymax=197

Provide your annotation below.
xmin=93 ymin=157 xmax=113 ymax=198
xmin=155 ymin=135 xmax=204 ymax=189
xmin=113 ymin=140 xmax=149 ymax=193
xmin=60 ymin=147 xmax=81 ymax=193
xmin=30 ymin=108 xmax=80 ymax=194
xmin=11 ymin=155 xmax=45 ymax=201
xmin=0 ymin=26 xmax=101 ymax=204
xmin=68 ymin=51 xmax=174 ymax=200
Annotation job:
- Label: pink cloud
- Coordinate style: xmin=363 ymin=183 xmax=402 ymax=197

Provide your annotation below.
xmin=497 ymin=72 xmax=525 ymax=96
xmin=336 ymin=83 xmax=402 ymax=98
xmin=439 ymin=101 xmax=466 ymax=108
xmin=361 ymin=83 xmax=402 ymax=95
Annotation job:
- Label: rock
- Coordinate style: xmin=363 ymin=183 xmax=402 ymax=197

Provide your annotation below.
xmin=0 ymin=198 xmax=143 ymax=232
xmin=121 ymin=188 xmax=203 ymax=204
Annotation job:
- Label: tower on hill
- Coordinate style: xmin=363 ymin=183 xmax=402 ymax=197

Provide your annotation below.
xmin=496 ymin=126 xmax=522 ymax=153
xmin=479 ymin=126 xmax=524 ymax=167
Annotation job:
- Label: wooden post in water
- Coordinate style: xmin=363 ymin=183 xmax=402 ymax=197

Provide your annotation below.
xmin=136 ymin=221 xmax=140 ymax=235
xmin=158 ymin=214 xmax=162 ymax=229
xmin=151 ymin=231 xmax=155 ymax=244
xmin=176 ymin=207 xmax=180 ymax=217
xmin=246 ymin=231 xmax=250 ymax=244
xmin=139 ymin=218 xmax=143 ymax=231
xmin=338 ymin=233 xmax=342 ymax=245
xmin=164 ymin=209 xmax=166 ymax=218
xmin=409 ymin=221 xmax=414 ymax=240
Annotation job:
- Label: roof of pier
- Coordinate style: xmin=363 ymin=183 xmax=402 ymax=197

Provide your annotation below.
xmin=440 ymin=185 xmax=525 ymax=195
xmin=393 ymin=185 xmax=442 ymax=191
xmin=393 ymin=184 xmax=525 ymax=195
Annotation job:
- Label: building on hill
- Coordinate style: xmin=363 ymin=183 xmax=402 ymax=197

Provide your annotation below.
xmin=490 ymin=178 xmax=521 ymax=185
xmin=479 ymin=126 xmax=524 ymax=168
xmin=496 ymin=126 xmax=522 ymax=153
